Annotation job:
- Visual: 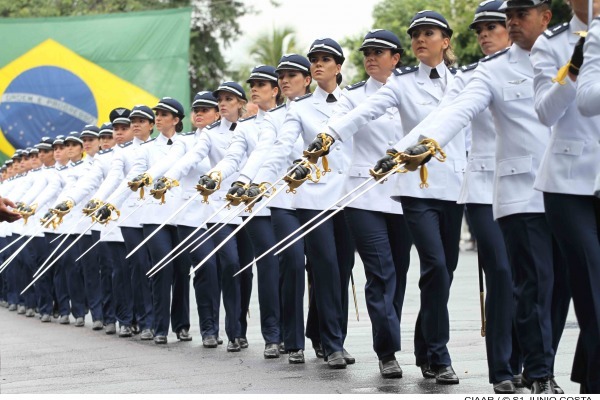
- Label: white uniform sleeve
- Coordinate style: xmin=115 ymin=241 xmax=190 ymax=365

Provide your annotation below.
xmin=106 ymin=147 xmax=149 ymax=209
xmin=19 ymin=173 xmax=50 ymax=205
xmin=30 ymin=170 xmax=63 ymax=211
xmin=209 ymin=125 xmax=249 ymax=183
xmin=93 ymin=150 xmax=126 ymax=202
xmin=164 ymin=132 xmax=211 ymax=181
xmin=61 ymin=160 xmax=105 ymax=205
xmin=145 ymin=139 xmax=188 ymax=179
xmin=237 ymin=112 xmax=279 ymax=184
xmin=577 ymin=18 xmax=600 ymax=116
xmin=531 ymin=35 xmax=576 ymax=127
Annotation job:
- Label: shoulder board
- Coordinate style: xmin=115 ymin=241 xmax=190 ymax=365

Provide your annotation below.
xmin=481 ymin=47 xmax=510 ymax=63
xmin=44 ymin=165 xmax=55 ymax=169
xmin=460 ymin=62 xmax=479 ymax=72
xmin=238 ymin=115 xmax=256 ymax=123
xmin=345 ymin=80 xmax=366 ymax=91
xmin=141 ymin=137 xmax=156 ymax=145
xmin=98 ymin=148 xmax=113 ymax=155
xmin=268 ymin=103 xmax=285 ymax=112
xmin=206 ymin=121 xmax=220 ymax=130
xmin=32 ymin=167 xmax=42 ymax=172
xmin=543 ymin=22 xmax=569 ymax=39
xmin=7 ymin=177 xmax=14 ymax=181
xmin=393 ymin=66 xmax=418 ymax=76
xmin=293 ymin=93 xmax=312 ymax=102
xmin=181 ymin=130 xmax=196 ymax=136
xmin=71 ymin=160 xmax=84 ymax=167
xmin=448 ymin=67 xmax=457 ymax=75
xmin=118 ymin=141 xmax=133 ymax=148
xmin=57 ymin=165 xmax=69 ymax=171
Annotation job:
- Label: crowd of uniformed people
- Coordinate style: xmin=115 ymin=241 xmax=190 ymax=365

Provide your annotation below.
xmin=0 ymin=0 xmax=599 ymax=394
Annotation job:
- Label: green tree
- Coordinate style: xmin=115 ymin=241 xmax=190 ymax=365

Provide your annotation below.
xmin=0 ymin=0 xmax=253 ymax=98
xmin=343 ymin=0 xmax=572 ymax=83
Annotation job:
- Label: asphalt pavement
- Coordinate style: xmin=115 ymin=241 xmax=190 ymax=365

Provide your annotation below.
xmin=0 ymin=248 xmax=580 ymax=394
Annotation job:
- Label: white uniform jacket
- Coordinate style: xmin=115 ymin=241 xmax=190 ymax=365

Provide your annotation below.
xmin=328 ymin=62 xmax=466 ymax=202
xmin=532 ymin=18 xmax=600 ymax=196
xmin=329 ymin=77 xmax=404 ymax=214
xmin=164 ymin=118 xmax=242 ymax=225
xmin=401 ymin=45 xmax=551 ymax=219
xmin=253 ymin=86 xmax=353 ymax=211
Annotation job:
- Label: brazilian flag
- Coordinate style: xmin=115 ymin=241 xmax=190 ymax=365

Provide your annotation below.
xmin=0 ymin=8 xmax=191 ymax=161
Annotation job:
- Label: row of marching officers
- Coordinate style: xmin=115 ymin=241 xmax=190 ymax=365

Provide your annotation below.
xmin=1 ymin=0 xmax=600 ymax=394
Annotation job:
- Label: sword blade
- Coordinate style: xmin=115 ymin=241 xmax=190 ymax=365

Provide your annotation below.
xmin=33 ymin=231 xmax=69 ymax=278
xmin=49 ymin=214 xmax=88 ymax=243
xmin=190 ymin=187 xmax=287 ymax=276
xmin=350 ymin=272 xmax=359 ymax=322
xmin=0 ymin=234 xmax=26 ymax=255
xmin=274 ymin=169 xmax=397 ymax=256
xmin=187 ymin=203 xmax=247 ymax=254
xmin=22 ymin=221 xmax=97 ymax=295
xmin=125 ymin=193 xmax=200 ymax=259
xmin=234 ymin=176 xmax=376 ymax=277
xmin=146 ymin=200 xmax=233 ymax=277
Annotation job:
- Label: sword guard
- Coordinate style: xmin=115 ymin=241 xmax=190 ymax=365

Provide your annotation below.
xmin=82 ymin=199 xmax=103 ymax=217
xmin=128 ymin=173 xmax=153 ymax=200
xmin=50 ymin=200 xmax=74 ymax=227
xmin=242 ymin=182 xmax=272 ymax=213
xmin=92 ymin=203 xmax=121 ymax=225
xmin=283 ymin=160 xmax=321 ymax=194
xmin=196 ymin=171 xmax=222 ymax=204
xmin=150 ymin=177 xmax=180 ymax=205
xmin=225 ymin=191 xmax=246 ymax=207
xmin=19 ymin=203 xmax=37 ymax=225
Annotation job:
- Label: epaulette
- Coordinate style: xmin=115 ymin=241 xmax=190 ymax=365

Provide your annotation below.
xmin=449 ymin=67 xmax=458 ymax=75
xmin=543 ymin=22 xmax=569 ymax=39
xmin=345 ymin=81 xmax=366 ymax=91
xmin=393 ymin=65 xmax=418 ymax=76
xmin=32 ymin=167 xmax=42 ymax=172
xmin=268 ymin=103 xmax=285 ymax=112
xmin=57 ymin=165 xmax=69 ymax=171
xmin=460 ymin=62 xmax=479 ymax=72
xmin=98 ymin=148 xmax=113 ymax=155
xmin=480 ymin=47 xmax=510 ymax=63
xmin=141 ymin=137 xmax=156 ymax=145
xmin=119 ymin=141 xmax=133 ymax=148
xmin=206 ymin=121 xmax=220 ymax=130
xmin=71 ymin=160 xmax=84 ymax=167
xmin=294 ymin=93 xmax=312 ymax=102
xmin=181 ymin=130 xmax=196 ymax=136
xmin=238 ymin=115 xmax=256 ymax=123
xmin=43 ymin=165 xmax=55 ymax=169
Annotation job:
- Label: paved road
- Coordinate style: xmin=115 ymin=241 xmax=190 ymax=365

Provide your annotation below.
xmin=0 ymin=248 xmax=580 ymax=394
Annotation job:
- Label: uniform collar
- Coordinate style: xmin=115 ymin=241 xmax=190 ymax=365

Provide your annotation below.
xmin=313 ymin=85 xmax=342 ymax=102
xmin=419 ymin=61 xmax=447 ymax=81
xmin=221 ymin=118 xmax=237 ymax=131
xmin=156 ymin=133 xmax=176 ymax=144
xmin=256 ymin=108 xmax=266 ymax=122
xmin=366 ymin=76 xmax=384 ymax=95
xmin=133 ymin=137 xmax=145 ymax=145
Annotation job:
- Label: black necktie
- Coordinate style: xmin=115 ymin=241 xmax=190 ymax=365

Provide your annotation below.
xmin=326 ymin=93 xmax=337 ymax=103
xmin=229 ymin=123 xmax=237 ymax=131
xmin=430 ymin=68 xmax=441 ymax=79
xmin=167 ymin=139 xmax=173 ymax=145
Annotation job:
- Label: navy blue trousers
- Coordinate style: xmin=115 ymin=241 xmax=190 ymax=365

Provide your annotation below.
xmin=243 ymin=216 xmax=281 ymax=345
xmin=98 ymin=240 xmax=115 ymax=324
xmin=0 ymin=237 xmax=7 ymax=302
xmin=64 ymin=234 xmax=86 ymax=318
xmin=237 ymin=228 xmax=254 ymax=339
xmin=5 ymin=235 xmax=21 ymax=306
xmin=78 ymin=233 xmax=103 ymax=322
xmin=178 ymin=225 xmax=220 ymax=338
xmin=104 ymin=240 xmax=131 ymax=326
xmin=121 ymin=227 xmax=153 ymax=331
xmin=544 ymin=192 xmax=600 ymax=391
xmin=305 ymin=258 xmax=320 ymax=347
xmin=34 ymin=236 xmax=53 ymax=315
xmin=345 ymin=207 xmax=412 ymax=359
xmin=271 ymin=207 xmax=306 ymax=351
xmin=296 ymin=209 xmax=354 ymax=357
xmin=45 ymin=233 xmax=70 ymax=316
xmin=143 ymin=224 xmax=191 ymax=337
xmin=497 ymin=212 xmax=566 ymax=380
xmin=206 ymin=223 xmax=242 ymax=341
xmin=17 ymin=242 xmax=37 ymax=309
xmin=466 ymin=203 xmax=517 ymax=384
xmin=399 ymin=196 xmax=463 ymax=369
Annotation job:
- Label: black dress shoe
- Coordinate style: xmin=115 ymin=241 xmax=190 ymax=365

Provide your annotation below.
xmin=531 ymin=378 xmax=552 ymax=394
xmin=493 ymin=380 xmax=516 ymax=394
xmin=217 ymin=336 xmax=223 ymax=345
xmin=551 ymin=378 xmax=563 ymax=394
xmin=513 ymin=374 xmax=525 ymax=388
xmin=154 ymin=335 xmax=168 ymax=344
xmin=434 ymin=365 xmax=459 ymax=385
xmin=264 ymin=343 xmax=280 ymax=359
xmin=419 ymin=363 xmax=435 ymax=379
xmin=176 ymin=328 xmax=192 ymax=341
xmin=279 ymin=342 xmax=288 ymax=354
xmin=203 ymin=335 xmax=218 ymax=348
xmin=239 ymin=337 xmax=248 ymax=349
xmin=227 ymin=338 xmax=241 ymax=352
xmin=131 ymin=323 xmax=140 ymax=335
xmin=379 ymin=359 xmax=403 ymax=379
xmin=326 ymin=351 xmax=347 ymax=369
xmin=313 ymin=342 xmax=324 ymax=359
xmin=343 ymin=349 xmax=355 ymax=365
xmin=288 ymin=349 xmax=305 ymax=364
